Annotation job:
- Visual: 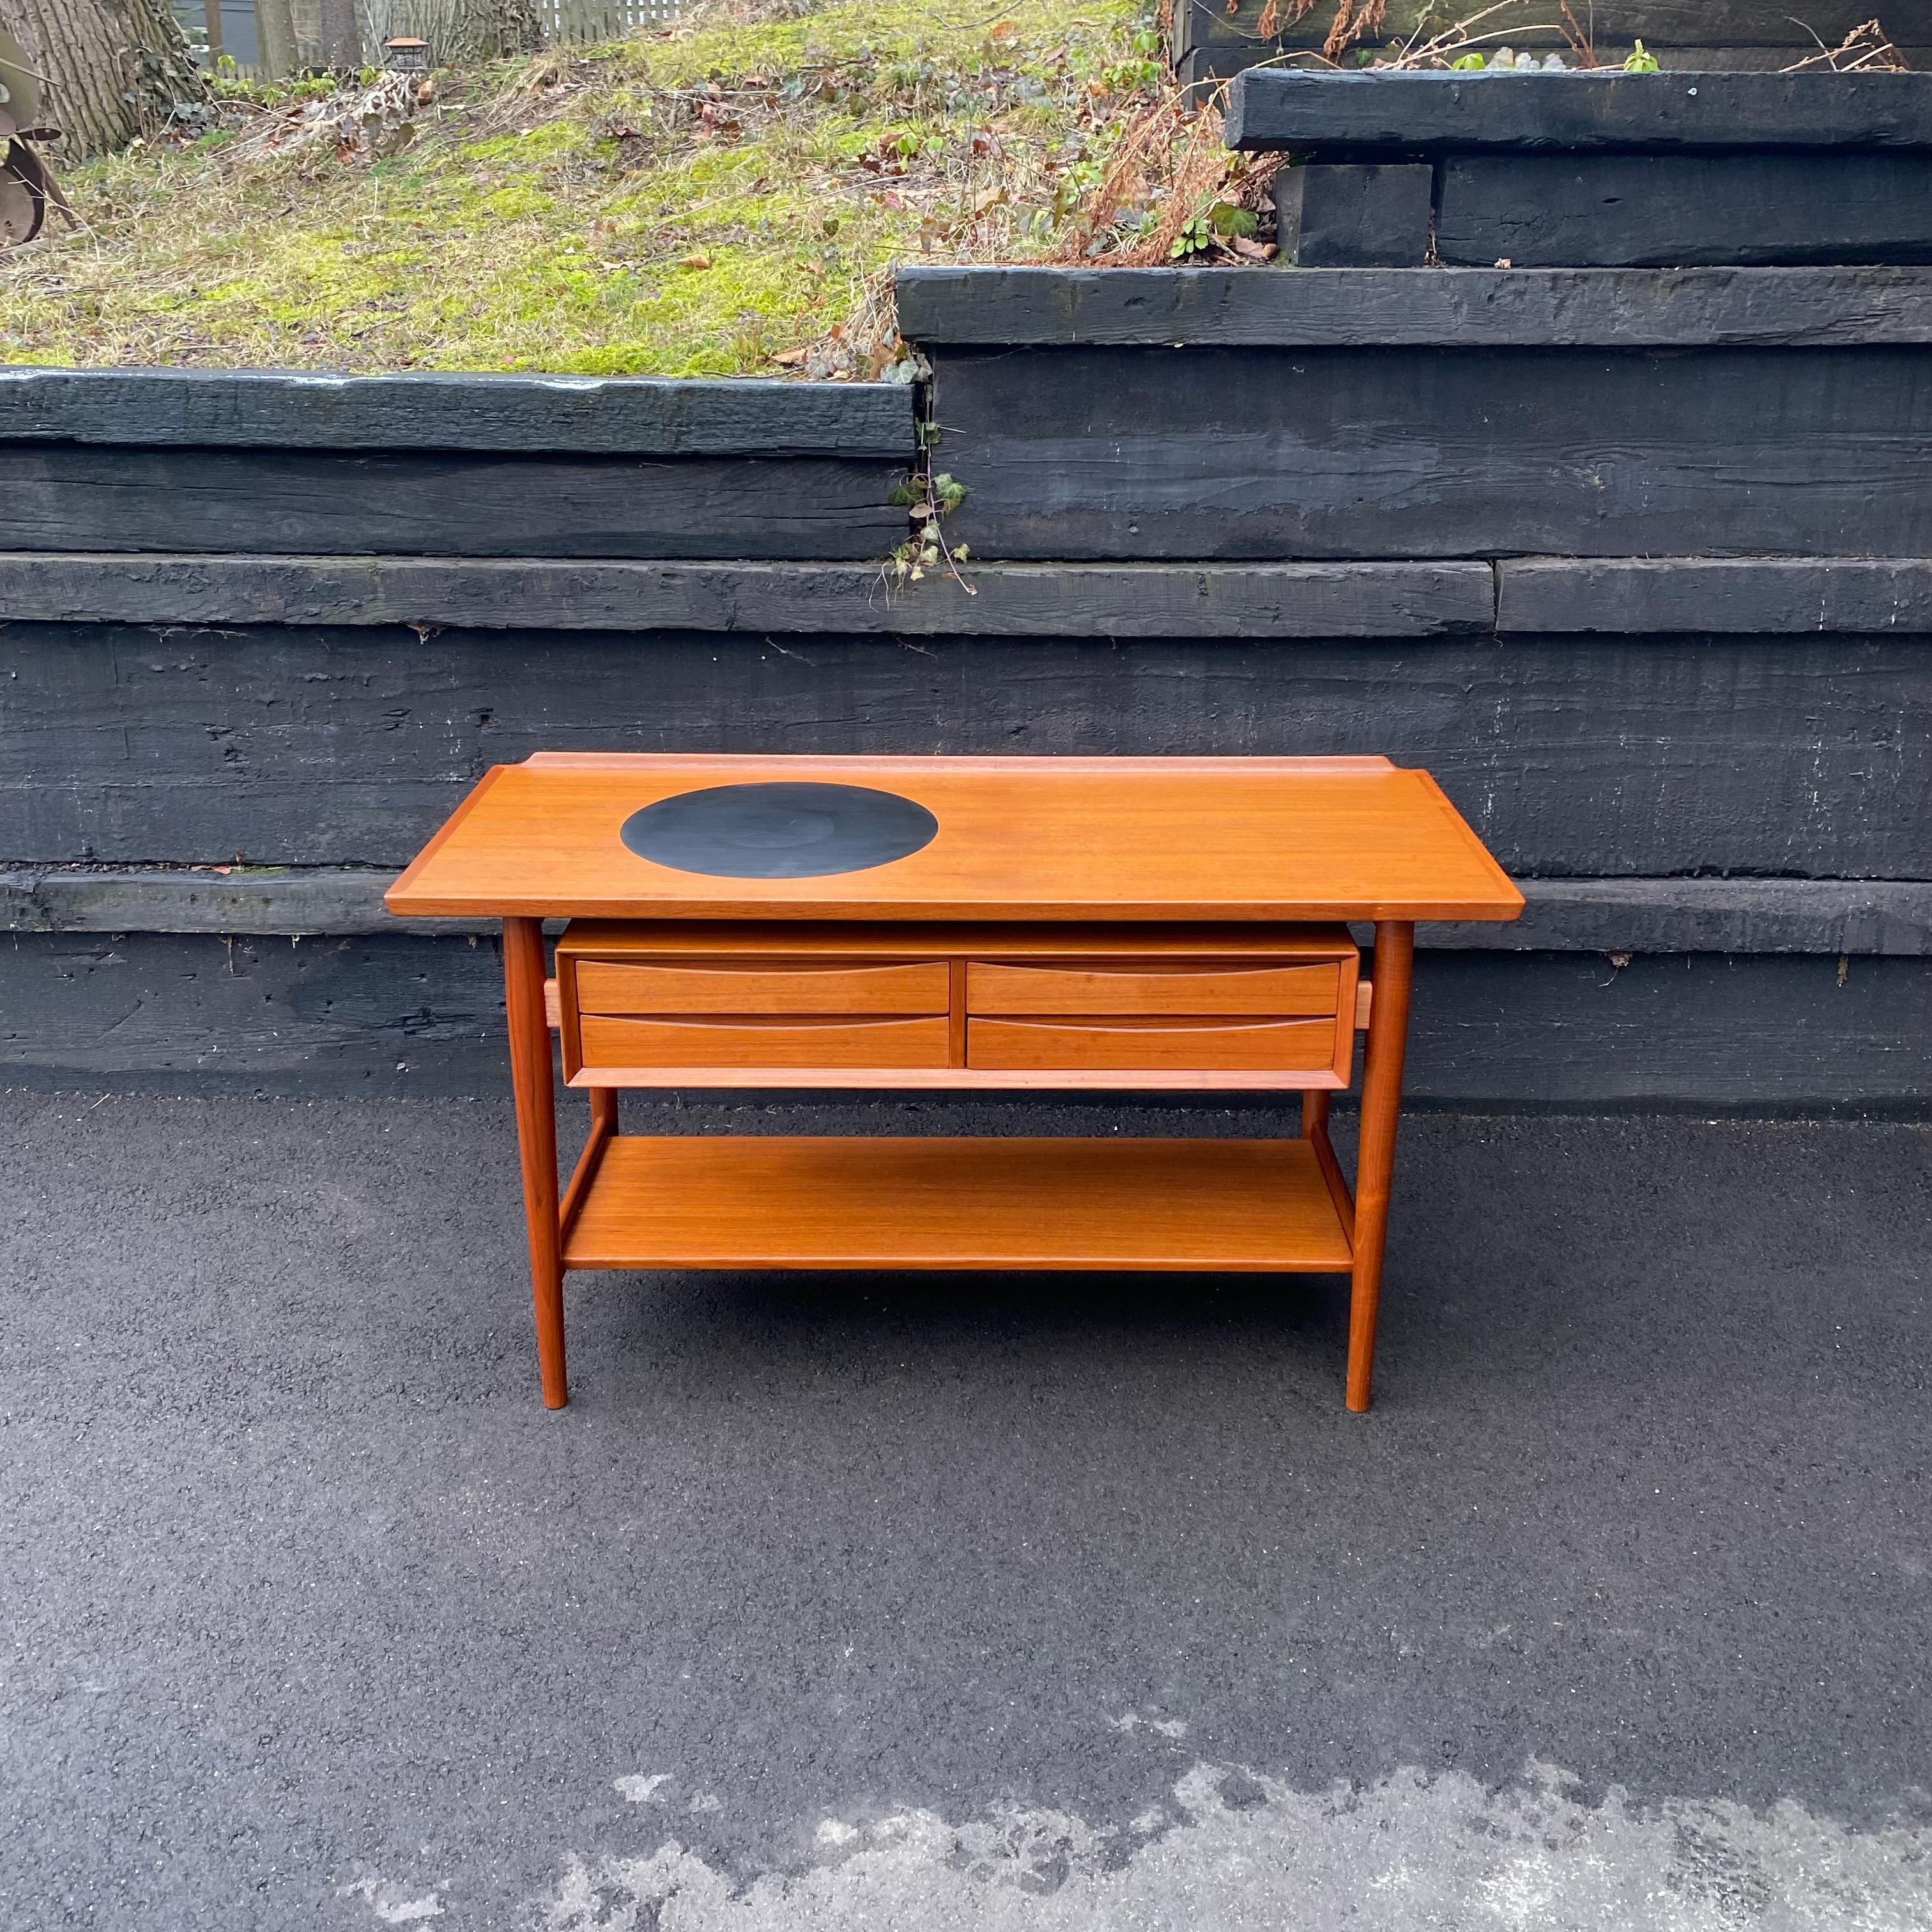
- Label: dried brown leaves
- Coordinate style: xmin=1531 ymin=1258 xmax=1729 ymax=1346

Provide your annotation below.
xmin=1781 ymin=19 xmax=1907 ymax=71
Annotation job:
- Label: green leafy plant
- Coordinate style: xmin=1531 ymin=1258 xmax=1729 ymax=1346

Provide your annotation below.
xmin=1169 ymin=214 xmax=1215 ymax=261
xmin=1206 ymin=199 xmax=1257 ymax=238
xmin=887 ymin=466 xmax=970 ymax=586
xmin=1099 ymin=22 xmax=1165 ymax=91
xmin=1623 ymin=38 xmax=1659 ymax=70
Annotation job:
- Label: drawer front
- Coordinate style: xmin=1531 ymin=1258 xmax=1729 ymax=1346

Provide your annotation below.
xmin=967 ymin=960 xmax=1340 ymax=1017
xmin=579 ymin=1014 xmax=951 ymax=1070
xmin=968 ymin=1016 xmax=1341 ymax=1073
xmin=574 ymin=958 xmax=949 ymax=1016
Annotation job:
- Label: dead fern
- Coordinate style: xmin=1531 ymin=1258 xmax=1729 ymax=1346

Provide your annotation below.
xmin=1322 ymin=0 xmax=1386 ymax=60
xmin=1141 ymin=93 xmax=1238 ymax=260
xmin=1781 ymin=19 xmax=1906 ymax=71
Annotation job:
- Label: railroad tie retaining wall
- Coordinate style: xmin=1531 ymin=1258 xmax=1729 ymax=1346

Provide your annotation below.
xmin=3 ymin=277 xmax=1929 ymax=1109
xmin=1174 ymin=0 xmax=1932 ymax=92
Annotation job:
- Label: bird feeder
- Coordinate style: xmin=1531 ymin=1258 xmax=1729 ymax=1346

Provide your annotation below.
xmin=383 ymin=36 xmax=430 ymax=72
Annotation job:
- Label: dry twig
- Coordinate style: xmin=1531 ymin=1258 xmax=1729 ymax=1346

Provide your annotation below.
xmin=1781 ymin=18 xmax=1906 ymax=70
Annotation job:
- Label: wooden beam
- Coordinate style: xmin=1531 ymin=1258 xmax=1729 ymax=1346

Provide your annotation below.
xmin=929 ymin=342 xmax=1932 ymax=560
xmin=0 ymin=448 xmax=906 ymax=561
xmin=5 ymin=930 xmax=1931 ymax=1107
xmin=895 ymin=266 xmax=1932 ymax=348
xmin=0 ymin=368 xmax=916 ymax=457
xmin=7 ymin=627 xmax=1928 ymax=878
xmin=1437 ymin=156 xmax=1932 ymax=269
xmin=1499 ymin=556 xmax=1932 ymax=633
xmin=6 ymin=867 xmax=1931 ymax=954
xmin=1223 ymin=68 xmax=1932 ymax=153
xmin=0 ymin=554 xmax=1496 ymax=636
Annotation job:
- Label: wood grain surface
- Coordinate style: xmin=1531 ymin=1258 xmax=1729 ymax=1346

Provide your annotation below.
xmin=15 ymin=626 xmax=1928 ymax=880
xmin=503 ymin=915 xmax=566 ymax=1407
xmin=0 ymin=447 xmax=905 ymax=560
xmin=0 ymin=553 xmax=1496 ymax=636
xmin=0 ymin=367 xmax=915 ymax=456
xmin=561 ymin=1135 xmax=1355 ymax=1271
xmin=895 ymin=266 xmax=1932 ymax=347
xmin=1224 ymin=68 xmax=1932 ymax=152
xmin=1498 ymin=556 xmax=1932 ymax=632
xmin=1436 ymin=156 xmax=1932 ymax=268
xmin=933 ymin=344 xmax=1932 ymax=560
xmin=18 ymin=871 xmax=1932 ymax=954
xmin=558 ymin=927 xmax=1360 ymax=1082
xmin=10 ymin=930 xmax=1926 ymax=1105
xmin=577 ymin=1013 xmax=953 ymax=1069
xmin=1276 ymin=165 xmax=1430 ymax=269
xmin=966 ymin=959 xmax=1342 ymax=1014
xmin=572 ymin=957 xmax=951 ymax=1015
xmin=560 ymin=1064 xmax=1352 ymax=1091
xmin=386 ymin=754 xmax=1523 ymax=923
xmin=966 ymin=1015 xmax=1342 ymax=1072
xmin=1347 ymin=921 xmax=1413 ymax=1411
xmin=559 ymin=921 xmax=1362 ymax=960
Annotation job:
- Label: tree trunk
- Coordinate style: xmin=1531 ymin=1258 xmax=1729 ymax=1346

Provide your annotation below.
xmin=316 ymin=0 xmax=355 ymax=66
xmin=489 ymin=0 xmax=541 ymax=57
xmin=384 ymin=0 xmax=539 ymax=66
xmin=253 ymin=0 xmax=295 ymax=73
xmin=0 ymin=0 xmax=204 ymax=157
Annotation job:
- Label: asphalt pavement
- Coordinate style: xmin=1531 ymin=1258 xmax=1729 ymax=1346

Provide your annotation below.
xmin=3 ymin=1092 xmax=1929 ymax=1929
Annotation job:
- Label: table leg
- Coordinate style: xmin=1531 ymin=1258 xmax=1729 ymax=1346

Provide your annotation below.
xmin=503 ymin=916 xmax=567 ymax=1409
xmin=1347 ymin=920 xmax=1414 ymax=1413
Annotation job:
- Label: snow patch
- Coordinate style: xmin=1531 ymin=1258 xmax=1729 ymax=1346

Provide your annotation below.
xmin=1105 ymin=1709 xmax=1187 ymax=1738
xmin=537 ymin=1761 xmax=1932 ymax=1930
xmin=337 ymin=1869 xmax=444 ymax=1924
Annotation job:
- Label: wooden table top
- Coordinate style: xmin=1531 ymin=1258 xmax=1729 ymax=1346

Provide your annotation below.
xmin=386 ymin=753 xmax=1524 ymax=923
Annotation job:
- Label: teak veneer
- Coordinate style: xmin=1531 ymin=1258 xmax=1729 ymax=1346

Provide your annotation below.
xmin=388 ymin=753 xmax=1522 ymax=1413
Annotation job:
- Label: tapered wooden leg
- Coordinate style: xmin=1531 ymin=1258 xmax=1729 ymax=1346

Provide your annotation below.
xmin=503 ymin=916 xmax=567 ymax=1409
xmin=1301 ymin=1089 xmax=1330 ymax=1138
xmin=1346 ymin=920 xmax=1414 ymax=1413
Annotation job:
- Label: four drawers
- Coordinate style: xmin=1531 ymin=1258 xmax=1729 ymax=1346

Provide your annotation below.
xmin=558 ymin=929 xmax=1356 ymax=1083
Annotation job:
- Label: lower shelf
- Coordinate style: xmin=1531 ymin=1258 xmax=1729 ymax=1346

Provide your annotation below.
xmin=562 ymin=1135 xmax=1355 ymax=1273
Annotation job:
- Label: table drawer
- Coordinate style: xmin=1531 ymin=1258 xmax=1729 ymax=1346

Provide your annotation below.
xmin=967 ymin=960 xmax=1340 ymax=1017
xmin=574 ymin=958 xmax=949 ymax=1016
xmin=968 ymin=1016 xmax=1341 ymax=1073
xmin=579 ymin=1014 xmax=951 ymax=1070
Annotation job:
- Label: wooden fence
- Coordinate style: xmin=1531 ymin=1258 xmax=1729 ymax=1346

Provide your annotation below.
xmin=174 ymin=0 xmax=685 ymax=76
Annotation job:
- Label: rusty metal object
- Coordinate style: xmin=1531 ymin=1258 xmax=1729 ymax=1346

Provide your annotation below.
xmin=0 ymin=26 xmax=70 ymax=250
xmin=0 ymin=26 xmax=43 ymax=130
xmin=0 ymin=150 xmax=45 ymax=245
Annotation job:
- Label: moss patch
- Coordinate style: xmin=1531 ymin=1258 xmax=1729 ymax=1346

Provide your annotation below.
xmin=0 ymin=0 xmax=1164 ymax=374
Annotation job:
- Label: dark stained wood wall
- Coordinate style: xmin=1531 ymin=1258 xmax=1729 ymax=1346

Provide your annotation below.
xmin=3 ymin=332 xmax=1927 ymax=1108
xmin=4 ymin=624 xmax=1927 ymax=881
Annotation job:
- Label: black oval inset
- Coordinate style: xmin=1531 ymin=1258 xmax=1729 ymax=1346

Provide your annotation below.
xmin=620 ymin=782 xmax=939 ymax=879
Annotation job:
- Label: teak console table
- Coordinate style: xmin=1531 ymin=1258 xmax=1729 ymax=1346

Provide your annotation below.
xmin=388 ymin=755 xmax=1522 ymax=1412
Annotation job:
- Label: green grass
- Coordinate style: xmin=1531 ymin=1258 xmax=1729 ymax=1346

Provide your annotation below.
xmin=0 ymin=0 xmax=1166 ymax=374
